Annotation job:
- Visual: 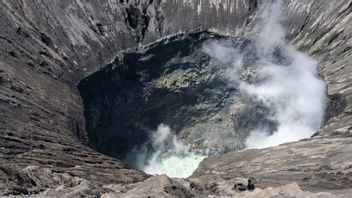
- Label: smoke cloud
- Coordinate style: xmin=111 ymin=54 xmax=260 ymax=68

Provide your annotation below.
xmin=125 ymin=124 xmax=205 ymax=178
xmin=124 ymin=1 xmax=327 ymax=178
xmin=203 ymin=1 xmax=327 ymax=149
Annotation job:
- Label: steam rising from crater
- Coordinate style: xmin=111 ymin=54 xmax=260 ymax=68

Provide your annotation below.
xmin=203 ymin=1 xmax=327 ymax=149
xmin=124 ymin=1 xmax=327 ymax=178
xmin=125 ymin=124 xmax=205 ymax=178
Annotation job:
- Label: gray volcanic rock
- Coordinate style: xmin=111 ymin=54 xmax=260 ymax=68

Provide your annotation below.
xmin=0 ymin=0 xmax=352 ymax=197
xmin=222 ymin=183 xmax=352 ymax=198
xmin=118 ymin=175 xmax=193 ymax=198
xmin=191 ymin=137 xmax=352 ymax=195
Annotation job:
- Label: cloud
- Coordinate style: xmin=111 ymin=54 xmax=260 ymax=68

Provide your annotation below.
xmin=125 ymin=124 xmax=205 ymax=178
xmin=203 ymin=1 xmax=327 ymax=149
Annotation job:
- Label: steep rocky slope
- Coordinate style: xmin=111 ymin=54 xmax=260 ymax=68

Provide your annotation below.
xmin=0 ymin=0 xmax=351 ymax=197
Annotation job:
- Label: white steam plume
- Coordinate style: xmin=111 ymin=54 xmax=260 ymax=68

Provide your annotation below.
xmin=203 ymin=1 xmax=327 ymax=149
xmin=125 ymin=124 xmax=205 ymax=178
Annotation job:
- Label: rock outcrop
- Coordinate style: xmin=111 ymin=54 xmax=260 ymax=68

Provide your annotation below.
xmin=0 ymin=0 xmax=351 ymax=197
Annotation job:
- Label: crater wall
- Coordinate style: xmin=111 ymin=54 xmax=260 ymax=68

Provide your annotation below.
xmin=0 ymin=0 xmax=351 ymax=196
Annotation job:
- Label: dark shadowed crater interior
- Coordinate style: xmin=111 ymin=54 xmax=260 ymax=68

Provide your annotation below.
xmin=78 ymin=31 xmax=279 ymax=163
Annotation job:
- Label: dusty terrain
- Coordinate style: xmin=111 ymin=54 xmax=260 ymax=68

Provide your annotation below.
xmin=0 ymin=0 xmax=351 ymax=197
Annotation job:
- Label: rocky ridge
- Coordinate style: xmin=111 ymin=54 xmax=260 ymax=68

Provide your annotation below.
xmin=0 ymin=0 xmax=352 ymax=197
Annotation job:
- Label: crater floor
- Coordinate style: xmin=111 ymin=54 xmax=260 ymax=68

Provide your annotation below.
xmin=0 ymin=0 xmax=352 ymax=197
xmin=78 ymin=32 xmax=278 ymax=160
